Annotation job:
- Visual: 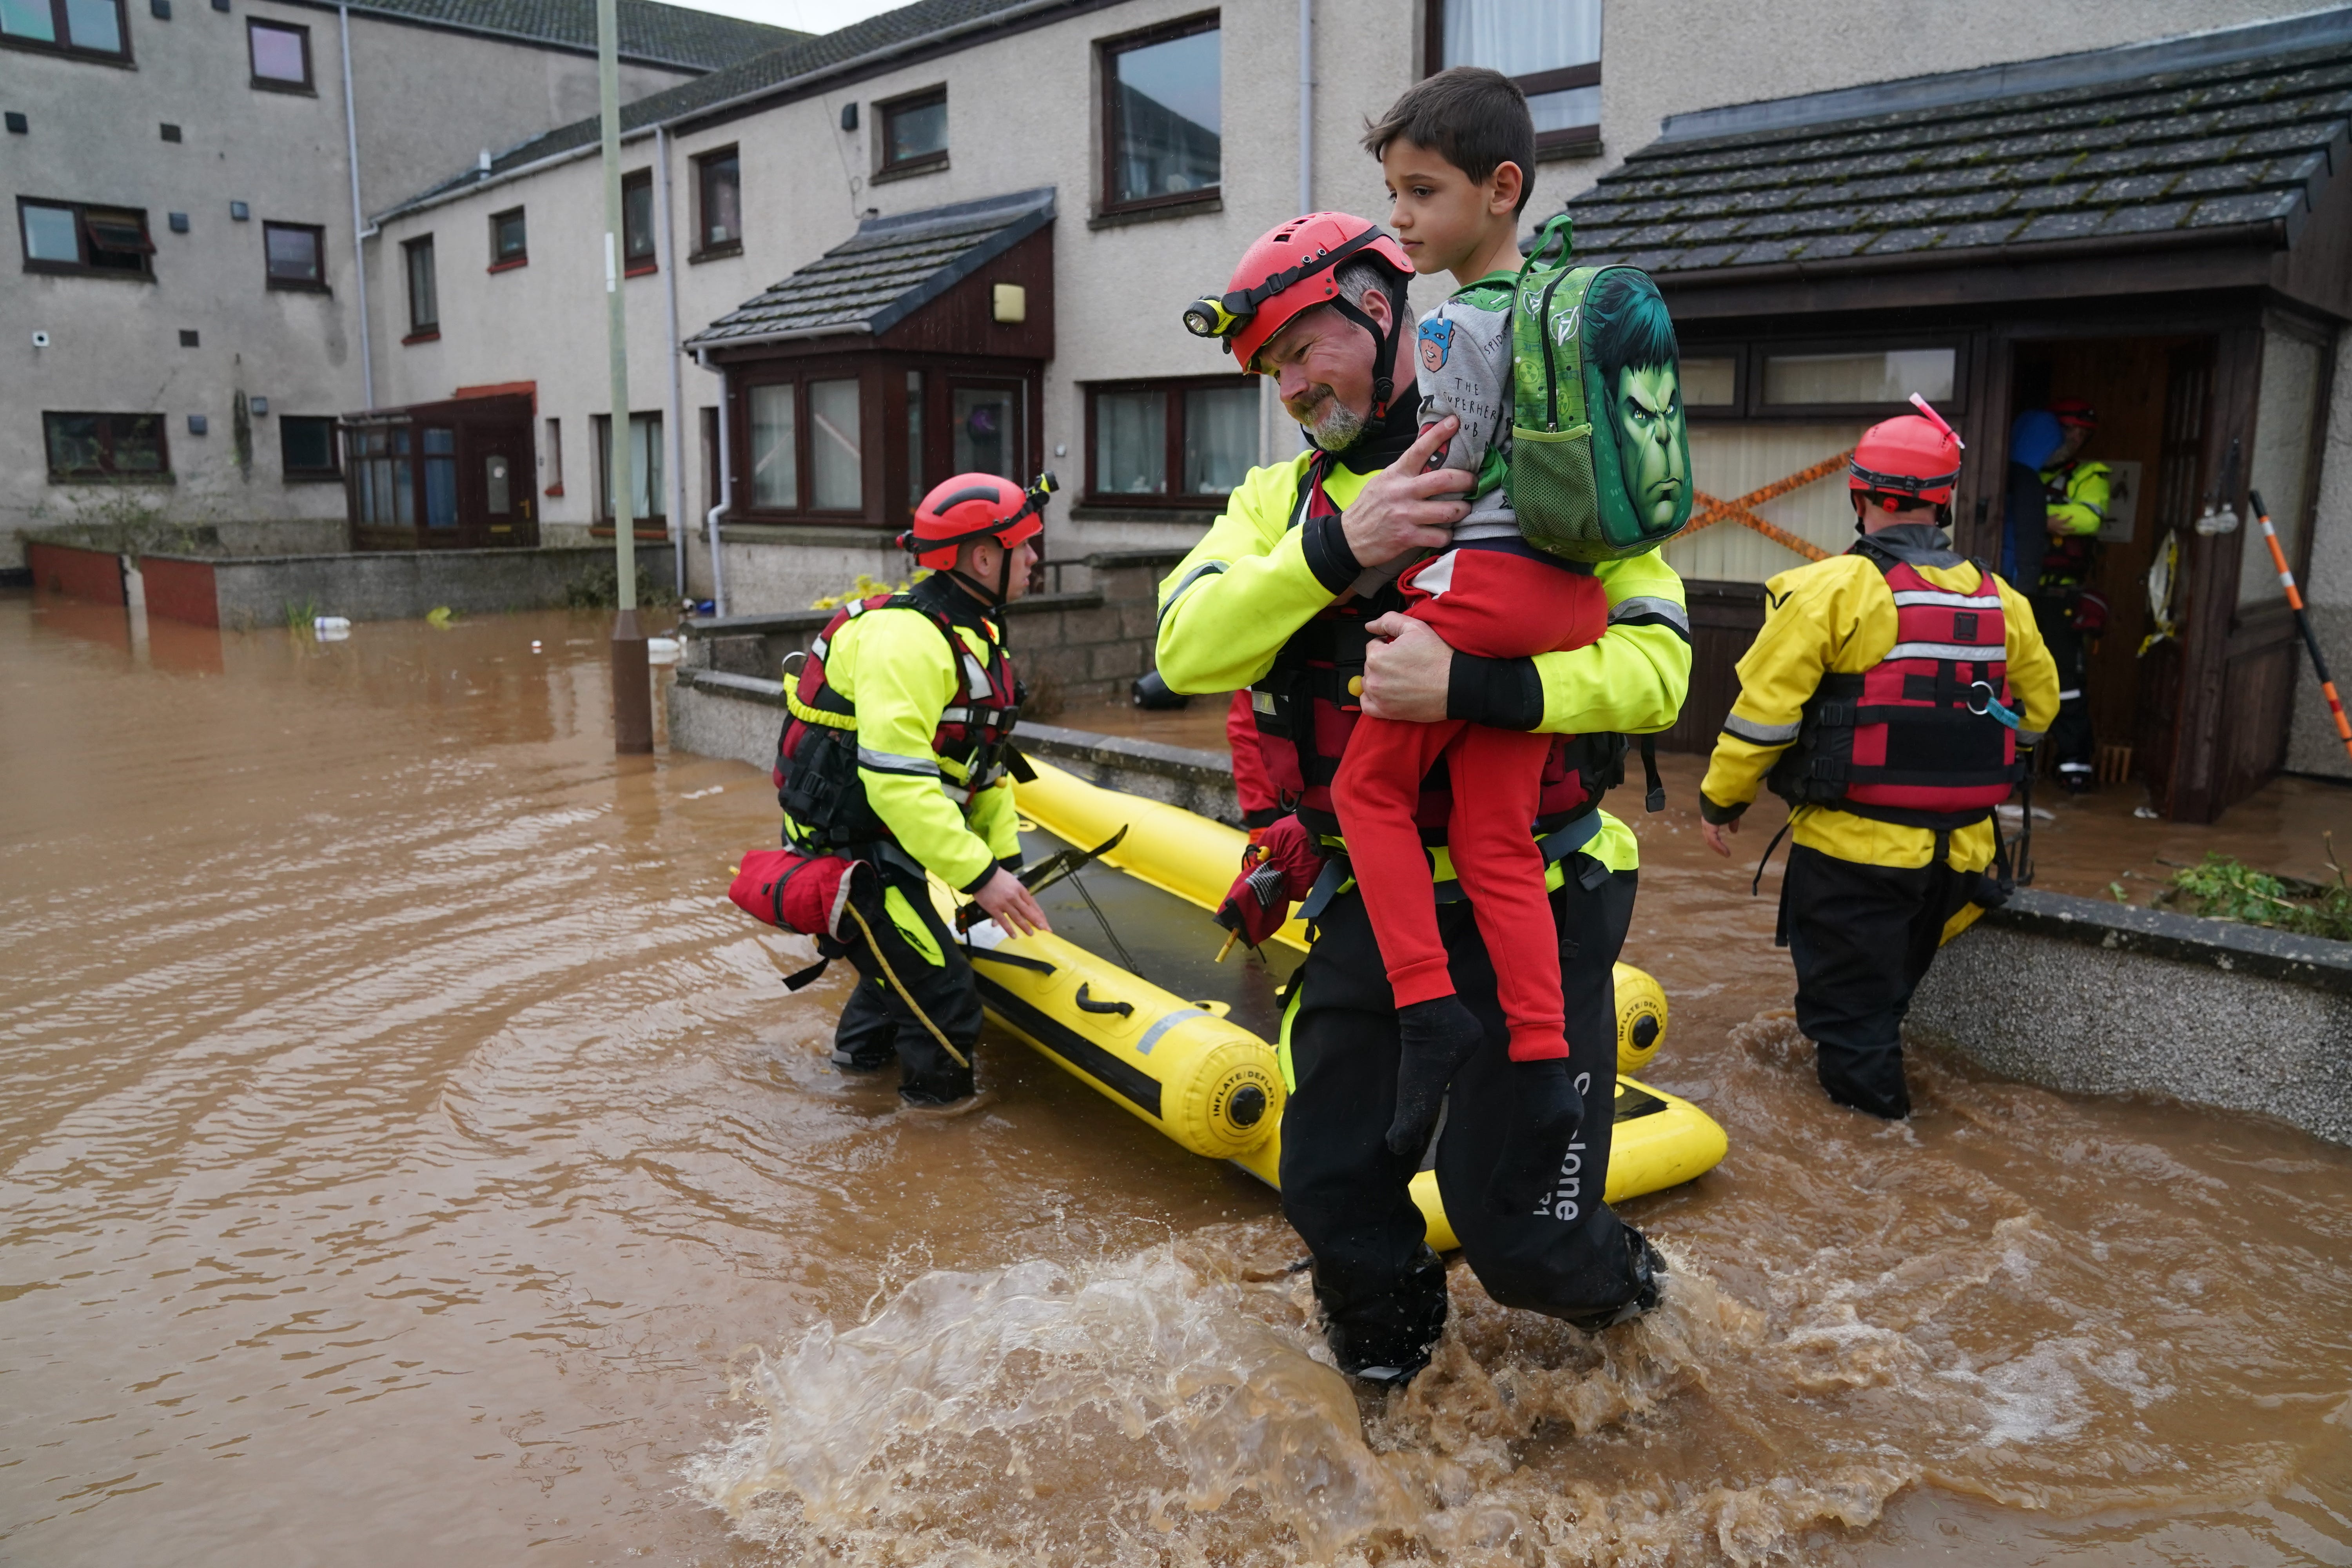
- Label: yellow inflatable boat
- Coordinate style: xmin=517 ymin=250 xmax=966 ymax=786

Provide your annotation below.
xmin=934 ymin=759 xmax=1725 ymax=1251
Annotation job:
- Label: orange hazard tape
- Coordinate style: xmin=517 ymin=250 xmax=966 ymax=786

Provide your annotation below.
xmin=1685 ymin=450 xmax=1853 ymax=564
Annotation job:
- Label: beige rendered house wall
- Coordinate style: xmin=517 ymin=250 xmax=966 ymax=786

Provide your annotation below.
xmin=0 ymin=0 xmax=694 ymax=566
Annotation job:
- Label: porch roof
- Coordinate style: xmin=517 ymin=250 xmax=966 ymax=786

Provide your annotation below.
xmin=684 ymin=187 xmax=1054 ymax=352
xmin=1564 ymin=9 xmax=2352 ymax=282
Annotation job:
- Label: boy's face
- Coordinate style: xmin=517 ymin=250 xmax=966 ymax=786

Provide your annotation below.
xmin=1612 ymin=363 xmax=1688 ymax=529
xmin=1381 ymin=138 xmax=1518 ymax=278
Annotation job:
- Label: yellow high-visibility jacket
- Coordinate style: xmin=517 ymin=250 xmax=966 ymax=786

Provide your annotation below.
xmin=2042 ymin=459 xmax=2113 ymax=537
xmin=1699 ymin=539 xmax=2061 ymax=933
xmin=1155 ymin=449 xmax=1693 ymax=875
xmin=788 ymin=603 xmax=1021 ymax=892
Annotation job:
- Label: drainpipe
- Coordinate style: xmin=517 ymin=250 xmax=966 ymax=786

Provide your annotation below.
xmin=339 ymin=5 xmax=373 ymax=408
xmin=655 ymin=126 xmax=688 ymax=600
xmin=1297 ymin=0 xmax=1312 ymax=214
xmin=697 ymin=346 xmax=731 ymax=617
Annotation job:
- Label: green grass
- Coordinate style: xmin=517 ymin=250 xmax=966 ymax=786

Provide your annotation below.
xmin=2160 ymin=840 xmax=2352 ymax=943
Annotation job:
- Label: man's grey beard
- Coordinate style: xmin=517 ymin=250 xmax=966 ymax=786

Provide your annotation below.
xmin=1294 ymin=387 xmax=1368 ymax=452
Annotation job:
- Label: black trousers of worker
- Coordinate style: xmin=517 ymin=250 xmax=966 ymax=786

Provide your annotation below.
xmin=2032 ymin=597 xmax=2095 ymax=785
xmin=1279 ymin=862 xmax=1644 ymax=1374
xmin=833 ymin=862 xmax=981 ymax=1103
xmin=1780 ymin=843 xmax=1977 ymax=1120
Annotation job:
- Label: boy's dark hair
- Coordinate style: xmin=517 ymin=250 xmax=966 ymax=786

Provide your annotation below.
xmin=1361 ymin=67 xmax=1536 ymax=215
xmin=1587 ymin=269 xmax=1679 ymax=380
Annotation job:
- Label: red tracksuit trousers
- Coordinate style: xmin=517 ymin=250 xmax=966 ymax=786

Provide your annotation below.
xmin=1333 ymin=542 xmax=1607 ymax=1062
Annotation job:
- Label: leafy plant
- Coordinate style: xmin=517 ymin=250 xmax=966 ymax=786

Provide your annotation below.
xmin=283 ymin=597 xmax=319 ymax=632
xmin=810 ymin=569 xmax=927 ymax=610
xmin=2160 ymin=840 xmax=2352 ymax=942
xmin=564 ymin=560 xmax=667 ymax=610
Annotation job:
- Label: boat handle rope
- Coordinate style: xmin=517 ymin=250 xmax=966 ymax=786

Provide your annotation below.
xmin=1073 ymin=983 xmax=1134 ymax=1018
xmin=841 ymin=899 xmax=971 ymax=1069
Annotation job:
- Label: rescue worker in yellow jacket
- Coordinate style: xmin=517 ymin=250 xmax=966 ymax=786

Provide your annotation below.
xmin=2032 ymin=399 xmax=2112 ymax=793
xmin=1161 ymin=211 xmax=1690 ymax=1383
xmin=773 ymin=474 xmax=1054 ymax=1105
xmin=1699 ymin=401 xmax=2060 ymax=1120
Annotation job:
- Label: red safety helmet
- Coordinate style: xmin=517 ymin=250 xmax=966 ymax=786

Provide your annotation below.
xmin=2049 ymin=397 xmax=2098 ymax=429
xmin=1849 ymin=394 xmax=1965 ymax=511
xmin=1183 ymin=212 xmax=1414 ymax=399
xmin=899 ymin=471 xmax=1055 ymax=571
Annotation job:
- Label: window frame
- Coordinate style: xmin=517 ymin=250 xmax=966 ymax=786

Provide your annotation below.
xmin=246 ymin=17 xmax=314 ymax=93
xmin=18 ymin=196 xmax=154 ymax=278
xmin=1082 ymin=374 xmax=1257 ymax=505
xmin=402 ymin=234 xmax=438 ymax=340
xmin=543 ymin=416 xmax=564 ymax=496
xmin=1096 ymin=12 xmax=1222 ymax=219
xmin=278 ymin=414 xmax=342 ymax=481
xmin=620 ymin=169 xmax=657 ymax=276
xmin=873 ymin=86 xmax=948 ymax=182
xmin=1423 ymin=0 xmax=1601 ymax=159
xmin=1675 ymin=338 xmax=1969 ymax=423
xmin=1 ymin=0 xmax=130 ymax=65
xmin=592 ymin=411 xmax=666 ymax=525
xmin=42 ymin=410 xmax=171 ymax=482
xmin=261 ymin=220 xmax=327 ymax=292
xmin=488 ymin=206 xmax=527 ymax=271
xmin=690 ymin=145 xmax=741 ymax=260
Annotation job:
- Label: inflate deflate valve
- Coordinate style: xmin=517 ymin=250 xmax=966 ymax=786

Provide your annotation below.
xmin=1613 ymin=962 xmax=1669 ymax=1076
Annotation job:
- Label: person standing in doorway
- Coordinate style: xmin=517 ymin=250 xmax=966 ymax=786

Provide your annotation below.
xmin=2030 ymin=399 xmax=2111 ymax=794
xmin=1698 ymin=403 xmax=2060 ymax=1118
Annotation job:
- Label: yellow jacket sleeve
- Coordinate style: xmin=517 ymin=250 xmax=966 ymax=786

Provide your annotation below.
xmin=833 ymin=610 xmax=1001 ymax=891
xmin=967 ymin=771 xmax=1022 ymax=866
xmin=1533 ymin=552 xmax=1693 ymax=737
xmin=1699 ymin=557 xmax=1869 ymax=817
xmin=1154 ymin=458 xmax=1339 ymax=693
xmin=2045 ymin=461 xmax=2111 ymax=537
xmin=1997 ymin=577 xmax=2062 ymax=744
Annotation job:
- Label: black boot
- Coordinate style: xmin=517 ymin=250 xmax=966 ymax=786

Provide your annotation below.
xmin=1560 ymin=1227 xmax=1666 ymax=1332
xmin=1387 ymin=996 xmax=1485 ymax=1156
xmin=1483 ymin=1056 xmax=1584 ymax=1215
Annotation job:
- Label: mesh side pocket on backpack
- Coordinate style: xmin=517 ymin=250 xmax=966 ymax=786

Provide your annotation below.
xmin=1508 ymin=422 xmax=1603 ymax=561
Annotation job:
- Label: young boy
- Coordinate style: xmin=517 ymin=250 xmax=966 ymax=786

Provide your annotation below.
xmin=1333 ymin=67 xmax=1611 ymax=1213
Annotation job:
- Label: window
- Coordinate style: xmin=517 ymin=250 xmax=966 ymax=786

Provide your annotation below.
xmin=699 ymin=405 xmax=718 ymax=515
xmin=263 ymin=221 xmax=324 ymax=289
xmin=2 ymin=0 xmax=128 ymax=62
xmin=954 ymin=385 xmax=1021 ymax=480
xmin=43 ymin=411 xmax=167 ymax=480
xmin=280 ymin=415 xmax=339 ymax=479
xmin=350 ymin=426 xmax=413 ymax=527
xmin=621 ymin=170 xmax=655 ymax=274
xmin=1086 ymin=377 xmax=1254 ymax=501
xmin=403 ymin=236 xmax=437 ymax=337
xmin=19 ymin=198 xmax=152 ymax=276
xmin=247 ymin=19 xmax=310 ymax=90
xmin=595 ymin=412 xmax=663 ymax=522
xmin=876 ymin=87 xmax=946 ymax=179
xmin=693 ymin=147 xmax=740 ymax=255
xmin=748 ymin=383 xmax=795 ymax=508
xmin=421 ymin=427 xmax=456 ymax=528
xmin=1429 ymin=0 xmax=1600 ymax=154
xmin=1100 ymin=16 xmax=1220 ymax=214
xmin=1759 ymin=348 xmax=1955 ymax=410
xmin=489 ymin=207 xmax=526 ymax=269
xmin=1680 ymin=356 xmax=1739 ymax=410
xmin=544 ymin=416 xmax=563 ymax=495
xmin=904 ymin=370 xmax=924 ymax=503
xmin=808 ymin=377 xmax=863 ymax=511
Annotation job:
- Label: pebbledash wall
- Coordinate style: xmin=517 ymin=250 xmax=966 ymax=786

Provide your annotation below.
xmin=2 ymin=0 xmax=783 ymax=570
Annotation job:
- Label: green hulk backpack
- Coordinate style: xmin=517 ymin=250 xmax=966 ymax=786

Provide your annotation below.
xmin=1506 ymin=213 xmax=1695 ymax=563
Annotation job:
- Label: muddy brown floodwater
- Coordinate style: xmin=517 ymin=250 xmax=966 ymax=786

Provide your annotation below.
xmin=5 ymin=594 xmax=2350 ymax=1567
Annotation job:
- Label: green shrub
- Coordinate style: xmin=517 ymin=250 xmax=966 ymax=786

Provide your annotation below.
xmin=2161 ymin=842 xmax=2352 ymax=942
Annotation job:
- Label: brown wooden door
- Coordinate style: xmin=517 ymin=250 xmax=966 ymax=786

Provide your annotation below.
xmin=466 ymin=423 xmax=537 ymax=547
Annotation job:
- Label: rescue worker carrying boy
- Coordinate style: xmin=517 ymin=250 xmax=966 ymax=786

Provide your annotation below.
xmin=769 ymin=473 xmax=1056 ymax=1107
xmin=1698 ymin=403 xmax=2060 ymax=1120
xmin=1160 ymin=94 xmax=1690 ymax=1379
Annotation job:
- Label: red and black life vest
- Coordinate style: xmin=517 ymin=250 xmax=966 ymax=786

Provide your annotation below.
xmin=774 ymin=580 xmax=1022 ymax=852
xmin=1248 ymin=452 xmax=1612 ymax=842
xmin=1768 ymin=535 xmax=2021 ymax=830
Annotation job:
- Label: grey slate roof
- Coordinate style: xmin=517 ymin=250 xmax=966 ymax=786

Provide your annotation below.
xmin=1565 ymin=18 xmax=2352 ymax=277
xmin=684 ymin=187 xmax=1054 ymax=350
xmin=384 ymin=0 xmax=1045 ymax=215
xmin=333 ymin=0 xmax=799 ymax=72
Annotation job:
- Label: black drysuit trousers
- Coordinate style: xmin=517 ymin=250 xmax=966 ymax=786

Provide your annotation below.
xmin=828 ymin=861 xmax=981 ymax=1103
xmin=1779 ymin=842 xmax=1978 ymax=1119
xmin=2032 ymin=597 xmax=2095 ymax=783
xmin=1279 ymin=862 xmax=1645 ymax=1374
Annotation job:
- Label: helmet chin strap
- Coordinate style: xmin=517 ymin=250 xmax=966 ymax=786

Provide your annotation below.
xmin=1328 ymin=287 xmax=1406 ymax=423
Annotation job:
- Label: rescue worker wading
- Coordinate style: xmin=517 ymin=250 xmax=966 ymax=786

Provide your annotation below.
xmin=775 ymin=473 xmax=1055 ymax=1106
xmin=1699 ymin=402 xmax=2061 ymax=1119
xmin=1161 ymin=212 xmax=1692 ymax=1385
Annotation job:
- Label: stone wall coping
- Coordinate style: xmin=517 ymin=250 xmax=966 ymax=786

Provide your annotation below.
xmin=1014 ymin=722 xmax=1234 ymax=782
xmin=1982 ymin=887 xmax=2352 ymax=996
xmin=679 ymin=588 xmax=1105 ymax=640
xmin=717 ymin=523 xmax=901 ymax=547
xmin=155 ymin=544 xmax=616 ymax=566
xmin=681 ymin=668 xmax=788 ymax=706
xmin=1080 ymin=547 xmax=1192 ymax=569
